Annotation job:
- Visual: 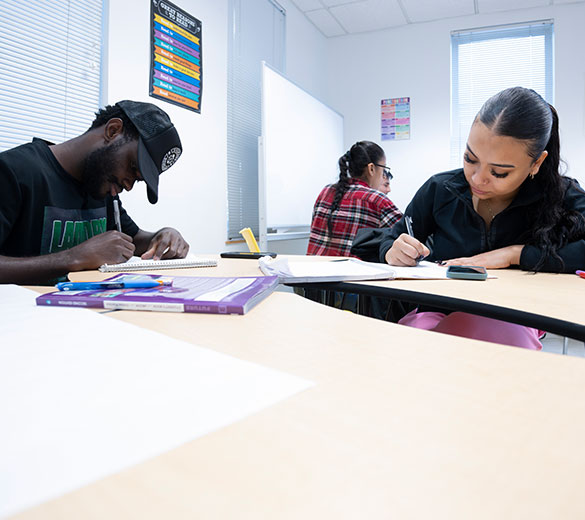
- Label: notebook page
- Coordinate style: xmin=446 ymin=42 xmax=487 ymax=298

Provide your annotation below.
xmin=389 ymin=261 xmax=449 ymax=279
xmin=286 ymin=260 xmax=393 ymax=278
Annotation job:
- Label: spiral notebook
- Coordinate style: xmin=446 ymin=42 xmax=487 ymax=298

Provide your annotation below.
xmin=99 ymin=256 xmax=218 ymax=272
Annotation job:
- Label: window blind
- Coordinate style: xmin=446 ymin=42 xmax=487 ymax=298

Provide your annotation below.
xmin=0 ymin=0 xmax=105 ymax=152
xmin=451 ymin=21 xmax=553 ymax=163
xmin=227 ymin=0 xmax=285 ymax=240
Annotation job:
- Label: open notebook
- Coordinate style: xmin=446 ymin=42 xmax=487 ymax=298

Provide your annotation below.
xmin=258 ymin=257 xmax=396 ymax=283
xmin=258 ymin=258 xmax=461 ymax=283
xmin=99 ymin=255 xmax=217 ymax=272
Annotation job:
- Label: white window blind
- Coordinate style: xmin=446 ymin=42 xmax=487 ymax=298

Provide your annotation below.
xmin=227 ymin=0 xmax=285 ymax=240
xmin=451 ymin=21 xmax=553 ymax=164
xmin=0 ymin=0 xmax=105 ymax=152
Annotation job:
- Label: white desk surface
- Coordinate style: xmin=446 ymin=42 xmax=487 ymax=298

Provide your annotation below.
xmin=14 ymin=259 xmax=585 ymax=519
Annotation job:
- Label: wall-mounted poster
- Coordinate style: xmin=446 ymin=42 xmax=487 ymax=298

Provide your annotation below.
xmin=150 ymin=0 xmax=202 ymax=113
xmin=381 ymin=97 xmax=410 ymax=141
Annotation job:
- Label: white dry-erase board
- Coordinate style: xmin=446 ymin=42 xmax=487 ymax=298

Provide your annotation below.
xmin=259 ymin=62 xmax=344 ymax=248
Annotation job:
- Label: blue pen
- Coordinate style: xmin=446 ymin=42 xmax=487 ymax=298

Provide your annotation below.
xmin=55 ymin=281 xmax=168 ymax=291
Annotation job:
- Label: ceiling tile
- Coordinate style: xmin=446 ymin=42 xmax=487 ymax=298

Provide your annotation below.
xmin=287 ymin=0 xmax=325 ymax=12
xmin=305 ymin=8 xmax=348 ymax=36
xmin=330 ymin=0 xmax=408 ymax=33
xmin=401 ymin=0 xmax=475 ymax=23
xmin=295 ymin=0 xmax=585 ymax=37
xmin=478 ymin=0 xmax=550 ymax=14
xmin=321 ymin=0 xmax=363 ymax=6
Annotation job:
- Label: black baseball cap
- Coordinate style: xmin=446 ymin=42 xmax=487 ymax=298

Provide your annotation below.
xmin=116 ymin=100 xmax=182 ymax=204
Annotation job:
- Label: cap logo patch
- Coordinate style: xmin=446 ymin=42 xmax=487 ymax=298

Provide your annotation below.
xmin=161 ymin=147 xmax=182 ymax=171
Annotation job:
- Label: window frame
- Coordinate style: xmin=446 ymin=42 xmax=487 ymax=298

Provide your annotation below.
xmin=226 ymin=0 xmax=286 ymax=241
xmin=0 ymin=0 xmax=106 ymax=152
xmin=450 ymin=20 xmax=554 ymax=164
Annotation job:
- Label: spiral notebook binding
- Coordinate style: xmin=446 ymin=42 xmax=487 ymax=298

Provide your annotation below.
xmin=99 ymin=257 xmax=218 ymax=272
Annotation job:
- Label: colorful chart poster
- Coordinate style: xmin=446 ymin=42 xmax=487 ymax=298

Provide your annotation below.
xmin=381 ymin=97 xmax=410 ymax=141
xmin=150 ymin=0 xmax=202 ymax=113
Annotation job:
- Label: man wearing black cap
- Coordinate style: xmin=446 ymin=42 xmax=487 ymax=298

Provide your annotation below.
xmin=0 ymin=100 xmax=190 ymax=284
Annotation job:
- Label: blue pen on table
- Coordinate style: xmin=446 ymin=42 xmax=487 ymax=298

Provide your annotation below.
xmin=404 ymin=215 xmax=425 ymax=263
xmin=55 ymin=280 xmax=171 ymax=291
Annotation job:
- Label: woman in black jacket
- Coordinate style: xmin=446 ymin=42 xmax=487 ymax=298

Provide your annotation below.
xmin=374 ymin=87 xmax=585 ymax=348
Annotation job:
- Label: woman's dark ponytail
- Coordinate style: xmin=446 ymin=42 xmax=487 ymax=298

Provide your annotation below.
xmin=544 ymin=104 xmax=561 ymax=175
xmin=327 ymin=152 xmax=351 ymax=234
xmin=327 ymin=141 xmax=384 ymax=235
xmin=529 ymin=105 xmax=585 ymax=270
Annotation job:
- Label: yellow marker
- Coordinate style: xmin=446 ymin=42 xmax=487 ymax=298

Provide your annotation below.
xmin=239 ymin=227 xmax=260 ymax=253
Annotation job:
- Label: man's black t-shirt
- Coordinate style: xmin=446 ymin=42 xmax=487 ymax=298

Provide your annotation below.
xmin=0 ymin=138 xmax=138 ymax=258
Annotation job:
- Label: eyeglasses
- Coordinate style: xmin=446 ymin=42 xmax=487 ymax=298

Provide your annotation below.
xmin=374 ymin=164 xmax=393 ymax=180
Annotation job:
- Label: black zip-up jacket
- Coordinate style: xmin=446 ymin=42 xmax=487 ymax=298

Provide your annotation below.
xmin=351 ymin=168 xmax=585 ymax=273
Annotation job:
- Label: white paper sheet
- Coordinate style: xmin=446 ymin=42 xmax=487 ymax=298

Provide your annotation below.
xmin=387 ymin=260 xmax=449 ymax=279
xmin=0 ymin=286 xmax=314 ymax=519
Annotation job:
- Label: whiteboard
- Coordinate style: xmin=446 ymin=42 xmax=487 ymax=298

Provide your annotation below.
xmin=260 ymin=63 xmax=344 ymax=235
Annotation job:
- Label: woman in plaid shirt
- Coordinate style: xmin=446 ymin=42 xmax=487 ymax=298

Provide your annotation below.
xmin=307 ymin=141 xmax=402 ymax=257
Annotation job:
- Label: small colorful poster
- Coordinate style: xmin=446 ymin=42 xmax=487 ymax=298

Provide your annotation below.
xmin=150 ymin=0 xmax=202 ymax=113
xmin=381 ymin=97 xmax=410 ymax=141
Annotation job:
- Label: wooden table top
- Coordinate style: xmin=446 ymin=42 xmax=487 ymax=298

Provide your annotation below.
xmin=16 ymin=267 xmax=585 ymax=519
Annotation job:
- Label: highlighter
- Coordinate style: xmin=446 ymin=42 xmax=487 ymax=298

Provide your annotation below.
xmin=239 ymin=227 xmax=261 ymax=253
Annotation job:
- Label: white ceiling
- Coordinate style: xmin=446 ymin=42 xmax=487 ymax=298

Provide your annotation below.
xmin=288 ymin=0 xmax=584 ymax=37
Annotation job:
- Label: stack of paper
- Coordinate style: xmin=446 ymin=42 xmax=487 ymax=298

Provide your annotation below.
xmin=259 ymin=257 xmax=396 ymax=283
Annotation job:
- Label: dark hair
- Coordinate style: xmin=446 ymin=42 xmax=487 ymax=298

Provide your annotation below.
xmin=327 ymin=141 xmax=385 ymax=235
xmin=477 ymin=87 xmax=585 ymax=271
xmin=87 ymin=104 xmax=140 ymax=141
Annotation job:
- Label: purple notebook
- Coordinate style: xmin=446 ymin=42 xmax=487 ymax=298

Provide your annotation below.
xmin=36 ymin=273 xmax=279 ymax=315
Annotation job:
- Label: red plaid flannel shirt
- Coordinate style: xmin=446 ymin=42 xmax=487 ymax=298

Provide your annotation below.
xmin=307 ymin=179 xmax=402 ymax=257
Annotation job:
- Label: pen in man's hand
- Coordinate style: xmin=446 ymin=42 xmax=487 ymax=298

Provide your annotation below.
xmin=55 ymin=280 xmax=170 ymax=291
xmin=113 ymin=198 xmax=122 ymax=232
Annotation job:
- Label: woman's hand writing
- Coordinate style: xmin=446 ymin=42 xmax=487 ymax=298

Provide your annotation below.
xmin=385 ymin=234 xmax=431 ymax=266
